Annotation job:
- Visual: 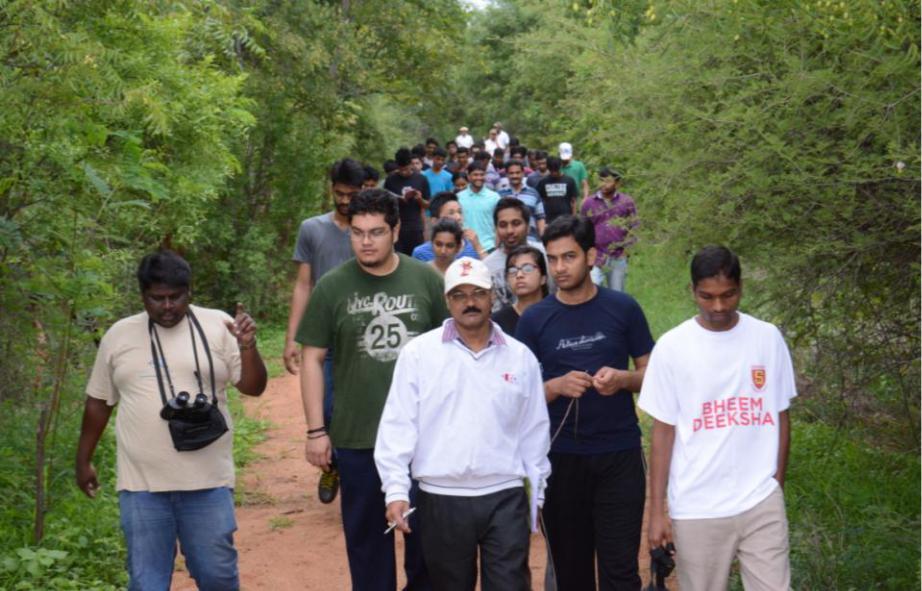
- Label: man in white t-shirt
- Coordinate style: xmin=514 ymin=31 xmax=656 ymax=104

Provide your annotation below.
xmin=455 ymin=126 xmax=474 ymax=149
xmin=638 ymin=245 xmax=796 ymax=591
xmin=493 ymin=121 xmax=510 ymax=151
xmin=76 ymin=251 xmax=268 ymax=590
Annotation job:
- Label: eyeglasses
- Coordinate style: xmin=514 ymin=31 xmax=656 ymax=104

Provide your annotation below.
xmin=447 ymin=288 xmax=491 ymax=304
xmin=350 ymin=227 xmax=390 ymax=241
xmin=506 ymin=263 xmax=539 ymax=276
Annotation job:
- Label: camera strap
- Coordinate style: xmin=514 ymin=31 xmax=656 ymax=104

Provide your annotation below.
xmin=187 ymin=310 xmax=218 ymax=405
xmin=148 ymin=309 xmax=216 ymax=407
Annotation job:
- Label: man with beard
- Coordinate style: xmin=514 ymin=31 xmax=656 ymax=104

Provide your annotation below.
xmin=297 ymin=189 xmax=448 ymax=591
xmin=385 ymin=147 xmax=431 ymax=255
xmin=499 ymin=160 xmax=545 ymax=240
xmin=536 ymin=156 xmax=579 ymax=226
xmin=482 ymin=198 xmax=549 ymax=312
xmin=526 ymin=150 xmax=549 ymax=189
xmin=559 ymin=142 xmax=590 ymax=201
xmin=76 ymin=251 xmax=267 ymax=590
xmin=375 ymin=256 xmax=550 ymax=590
xmin=285 ymin=159 xmax=366 ymax=503
xmin=516 ymin=215 xmax=655 ymax=590
xmin=581 ymin=167 xmax=637 ymax=292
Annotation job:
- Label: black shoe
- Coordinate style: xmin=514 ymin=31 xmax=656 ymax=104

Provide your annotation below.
xmin=318 ymin=466 xmax=340 ymax=504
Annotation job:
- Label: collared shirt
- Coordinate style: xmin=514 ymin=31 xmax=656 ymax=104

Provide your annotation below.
xmin=455 ymin=133 xmax=474 ymax=149
xmin=580 ymin=190 xmax=638 ymax=265
xmin=441 ymin=317 xmax=507 ymax=352
xmin=498 ymin=183 xmax=545 ymax=239
xmin=374 ymin=319 xmax=551 ymax=531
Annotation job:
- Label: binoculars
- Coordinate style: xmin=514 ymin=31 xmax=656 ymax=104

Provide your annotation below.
xmin=160 ymin=391 xmax=209 ymax=419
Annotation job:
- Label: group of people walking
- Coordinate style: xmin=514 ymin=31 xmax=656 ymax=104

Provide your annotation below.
xmin=75 ymin=126 xmax=797 ymax=591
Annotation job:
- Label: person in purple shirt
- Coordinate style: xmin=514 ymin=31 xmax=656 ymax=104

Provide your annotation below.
xmin=580 ymin=167 xmax=637 ymax=292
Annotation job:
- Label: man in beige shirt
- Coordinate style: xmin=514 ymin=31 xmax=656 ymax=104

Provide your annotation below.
xmin=76 ymin=250 xmax=267 ymax=591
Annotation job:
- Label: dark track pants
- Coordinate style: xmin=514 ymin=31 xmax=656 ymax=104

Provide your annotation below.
xmin=542 ymin=448 xmax=646 ymax=591
xmin=418 ymin=487 xmax=531 ymax=591
xmin=336 ymin=448 xmax=430 ymax=591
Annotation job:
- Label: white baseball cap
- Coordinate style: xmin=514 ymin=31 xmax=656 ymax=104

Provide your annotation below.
xmin=559 ymin=142 xmax=574 ymax=159
xmin=444 ymin=257 xmax=492 ymax=294
xmin=459 ymin=126 xmax=469 ymax=132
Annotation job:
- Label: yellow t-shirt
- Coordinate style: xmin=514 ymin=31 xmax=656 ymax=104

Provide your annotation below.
xmin=86 ymin=305 xmax=242 ymax=492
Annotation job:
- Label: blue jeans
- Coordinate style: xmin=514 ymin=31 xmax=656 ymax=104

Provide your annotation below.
xmin=119 ymin=487 xmax=238 ymax=591
xmin=591 ymin=257 xmax=628 ymax=292
xmin=336 ymin=448 xmax=430 ymax=591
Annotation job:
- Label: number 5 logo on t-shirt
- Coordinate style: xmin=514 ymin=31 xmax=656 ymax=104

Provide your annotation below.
xmin=363 ymin=313 xmax=409 ymax=362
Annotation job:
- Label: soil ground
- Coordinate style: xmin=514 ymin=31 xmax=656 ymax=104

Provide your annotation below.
xmin=172 ymin=373 xmax=677 ymax=590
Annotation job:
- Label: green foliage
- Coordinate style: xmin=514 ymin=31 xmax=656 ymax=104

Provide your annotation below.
xmin=784 ymin=419 xmax=919 ymax=588
xmin=1 ymin=0 xmax=918 ymax=588
xmin=188 ymin=0 xmax=469 ymax=319
xmin=455 ymin=0 xmax=920 ymax=449
xmin=623 ymin=242 xmax=694 ymax=339
xmin=0 ymin=399 xmax=125 ymax=590
xmin=574 ymin=0 xmax=921 ymax=449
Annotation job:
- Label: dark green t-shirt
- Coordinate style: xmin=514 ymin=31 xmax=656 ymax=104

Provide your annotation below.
xmin=295 ymin=254 xmax=449 ymax=448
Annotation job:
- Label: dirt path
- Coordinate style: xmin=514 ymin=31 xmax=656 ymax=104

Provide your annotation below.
xmin=172 ymin=373 xmax=676 ymax=590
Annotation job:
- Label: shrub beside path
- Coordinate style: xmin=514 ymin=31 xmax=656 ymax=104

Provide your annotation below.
xmin=172 ymin=372 xmax=676 ymax=590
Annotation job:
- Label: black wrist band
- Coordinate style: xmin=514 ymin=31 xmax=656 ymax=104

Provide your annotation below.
xmin=307 ymin=426 xmax=326 ymax=435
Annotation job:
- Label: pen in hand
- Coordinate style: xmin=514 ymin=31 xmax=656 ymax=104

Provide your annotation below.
xmin=384 ymin=507 xmax=417 ymax=534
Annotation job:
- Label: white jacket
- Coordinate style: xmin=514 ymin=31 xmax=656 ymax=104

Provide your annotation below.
xmin=374 ymin=320 xmax=551 ymax=530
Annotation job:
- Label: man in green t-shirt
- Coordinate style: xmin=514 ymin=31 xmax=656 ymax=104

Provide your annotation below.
xmin=560 ymin=141 xmax=590 ymax=202
xmin=296 ymin=188 xmax=447 ymax=591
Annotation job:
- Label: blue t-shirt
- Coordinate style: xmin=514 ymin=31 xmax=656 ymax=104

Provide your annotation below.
xmin=516 ymin=288 xmax=655 ymax=454
xmin=422 ymin=168 xmax=454 ymax=195
xmin=411 ymin=239 xmax=480 ymax=262
xmin=457 ymin=187 xmax=501 ymax=252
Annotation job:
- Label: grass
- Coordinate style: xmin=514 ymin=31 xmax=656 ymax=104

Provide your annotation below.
xmin=627 ymin=240 xmax=921 ymax=589
xmin=0 ymin=328 xmax=274 ymax=590
xmin=256 ymin=322 xmax=290 ymax=379
xmin=268 ymin=515 xmax=295 ymax=530
xmin=625 ymin=241 xmax=696 ymax=340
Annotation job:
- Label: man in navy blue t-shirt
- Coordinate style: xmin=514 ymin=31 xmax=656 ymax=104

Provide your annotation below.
xmin=516 ymin=215 xmax=654 ymax=591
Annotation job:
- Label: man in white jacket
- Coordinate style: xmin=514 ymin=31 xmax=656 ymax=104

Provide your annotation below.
xmin=375 ymin=257 xmax=551 ymax=591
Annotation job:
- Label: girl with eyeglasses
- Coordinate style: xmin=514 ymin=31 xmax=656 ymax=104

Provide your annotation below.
xmin=492 ymin=244 xmax=549 ymax=335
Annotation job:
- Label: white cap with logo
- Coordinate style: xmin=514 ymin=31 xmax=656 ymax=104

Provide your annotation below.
xmin=443 ymin=257 xmax=492 ymax=294
xmin=559 ymin=142 xmax=573 ymax=159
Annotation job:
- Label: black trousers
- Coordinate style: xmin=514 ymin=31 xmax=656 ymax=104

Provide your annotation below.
xmin=542 ymin=448 xmax=646 ymax=591
xmin=418 ymin=487 xmax=531 ymax=591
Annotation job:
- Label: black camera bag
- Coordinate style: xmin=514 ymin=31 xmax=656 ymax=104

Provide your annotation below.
xmin=150 ymin=310 xmax=228 ymax=452
xmin=166 ymin=403 xmax=228 ymax=451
